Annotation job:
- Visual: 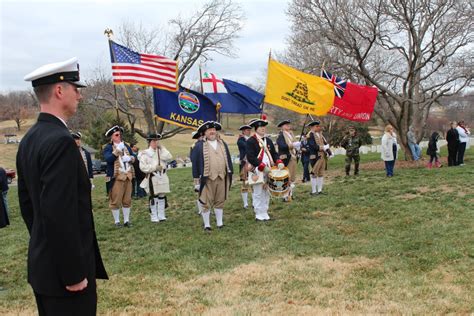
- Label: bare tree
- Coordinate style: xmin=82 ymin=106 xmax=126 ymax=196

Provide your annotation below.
xmin=0 ymin=91 xmax=37 ymax=131
xmin=91 ymin=0 xmax=244 ymax=139
xmin=286 ymin=0 xmax=473 ymax=159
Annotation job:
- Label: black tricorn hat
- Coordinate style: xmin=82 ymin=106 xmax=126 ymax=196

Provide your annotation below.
xmin=71 ymin=131 xmax=82 ymax=139
xmin=197 ymin=121 xmax=222 ymax=135
xmin=239 ymin=125 xmax=252 ymax=131
xmin=105 ymin=125 xmax=124 ymax=137
xmin=277 ymin=120 xmax=291 ymax=128
xmin=249 ymin=119 xmax=268 ymax=129
xmin=191 ymin=131 xmax=201 ymax=139
xmin=307 ymin=120 xmax=321 ymax=127
xmin=146 ymin=133 xmax=162 ymax=141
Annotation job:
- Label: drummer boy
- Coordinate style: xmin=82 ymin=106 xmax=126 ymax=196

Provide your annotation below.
xmin=245 ymin=116 xmax=281 ymax=221
xmin=276 ymin=120 xmax=300 ymax=201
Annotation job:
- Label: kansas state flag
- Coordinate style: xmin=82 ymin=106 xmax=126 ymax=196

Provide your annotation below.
xmin=153 ymin=87 xmax=217 ymax=129
xmin=202 ymin=72 xmax=263 ymax=114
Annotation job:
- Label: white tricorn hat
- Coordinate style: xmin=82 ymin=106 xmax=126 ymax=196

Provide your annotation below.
xmin=24 ymin=57 xmax=86 ymax=88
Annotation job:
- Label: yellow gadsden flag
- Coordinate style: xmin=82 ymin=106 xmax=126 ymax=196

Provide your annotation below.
xmin=264 ymin=59 xmax=335 ymax=116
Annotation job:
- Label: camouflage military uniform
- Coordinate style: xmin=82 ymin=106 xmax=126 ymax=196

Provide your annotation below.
xmin=341 ymin=135 xmax=362 ymax=175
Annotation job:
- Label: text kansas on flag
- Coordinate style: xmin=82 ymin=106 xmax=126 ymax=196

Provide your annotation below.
xmin=153 ymin=88 xmax=217 ymax=129
xmin=109 ymin=41 xmax=178 ymax=91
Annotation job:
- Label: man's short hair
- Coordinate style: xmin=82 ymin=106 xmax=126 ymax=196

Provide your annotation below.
xmin=33 ymin=82 xmax=68 ymax=103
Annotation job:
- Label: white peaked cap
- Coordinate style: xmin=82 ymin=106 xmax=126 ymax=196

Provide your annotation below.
xmin=24 ymin=57 xmax=86 ymax=87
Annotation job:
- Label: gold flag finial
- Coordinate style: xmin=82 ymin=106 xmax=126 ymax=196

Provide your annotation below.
xmin=104 ymin=28 xmax=114 ymax=39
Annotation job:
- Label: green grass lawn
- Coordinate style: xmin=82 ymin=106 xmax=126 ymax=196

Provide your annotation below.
xmin=1 ymin=149 xmax=473 ymax=314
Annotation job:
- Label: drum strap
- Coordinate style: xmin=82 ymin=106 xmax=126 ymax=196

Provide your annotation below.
xmin=256 ymin=136 xmax=274 ymax=166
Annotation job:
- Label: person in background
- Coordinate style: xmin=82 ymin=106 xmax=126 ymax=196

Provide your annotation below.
xmin=138 ymin=133 xmax=173 ymax=223
xmin=426 ymin=132 xmax=442 ymax=169
xmin=0 ymin=167 xmax=9 ymax=216
xmin=276 ymin=120 xmax=300 ymax=201
xmin=300 ymin=135 xmax=310 ymax=183
xmin=131 ymin=144 xmax=146 ymax=199
xmin=237 ymin=125 xmax=252 ymax=209
xmin=190 ymin=131 xmax=204 ymax=215
xmin=407 ymin=126 xmax=421 ymax=161
xmin=456 ymin=120 xmax=470 ymax=166
xmin=71 ymin=131 xmax=94 ymax=188
xmin=192 ymin=121 xmax=233 ymax=231
xmin=0 ymin=167 xmax=9 ymax=229
xmin=381 ymin=124 xmax=398 ymax=177
xmin=446 ymin=121 xmax=460 ymax=167
xmin=340 ymin=126 xmax=362 ymax=176
xmin=103 ymin=125 xmax=136 ymax=228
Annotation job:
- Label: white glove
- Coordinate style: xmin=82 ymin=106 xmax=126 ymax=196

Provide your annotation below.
xmin=263 ymin=166 xmax=271 ymax=174
xmin=323 ymin=144 xmax=330 ymax=151
xmin=91 ymin=184 xmax=96 ymax=190
xmin=292 ymin=141 xmax=301 ymax=149
xmin=194 ymin=184 xmax=200 ymax=191
xmin=116 ymin=142 xmax=125 ymax=151
xmin=277 ymin=162 xmax=285 ymax=170
xmin=121 ymin=155 xmax=132 ymax=163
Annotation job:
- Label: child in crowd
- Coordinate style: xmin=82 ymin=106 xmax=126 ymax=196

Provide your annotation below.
xmin=426 ymin=132 xmax=442 ymax=168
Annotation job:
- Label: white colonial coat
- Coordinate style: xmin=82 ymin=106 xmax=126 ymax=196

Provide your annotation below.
xmin=138 ymin=146 xmax=173 ymax=194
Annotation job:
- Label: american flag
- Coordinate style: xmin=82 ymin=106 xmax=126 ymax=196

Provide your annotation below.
xmin=321 ymin=70 xmax=347 ymax=98
xmin=110 ymin=41 xmax=178 ymax=91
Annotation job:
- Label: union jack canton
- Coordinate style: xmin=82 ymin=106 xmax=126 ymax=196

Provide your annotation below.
xmin=321 ymin=70 xmax=347 ymax=98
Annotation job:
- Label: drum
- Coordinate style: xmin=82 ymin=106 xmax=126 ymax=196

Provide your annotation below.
xmin=268 ymin=166 xmax=290 ymax=197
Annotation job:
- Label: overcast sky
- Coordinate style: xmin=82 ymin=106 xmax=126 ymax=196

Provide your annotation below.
xmin=0 ymin=0 xmax=290 ymax=92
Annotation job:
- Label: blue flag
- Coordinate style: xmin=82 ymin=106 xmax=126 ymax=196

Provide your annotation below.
xmin=153 ymin=88 xmax=217 ymax=129
xmin=202 ymin=73 xmax=263 ymax=114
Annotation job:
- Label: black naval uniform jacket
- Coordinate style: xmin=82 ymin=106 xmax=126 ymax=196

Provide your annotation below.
xmin=191 ymin=139 xmax=234 ymax=194
xmin=246 ymin=135 xmax=279 ymax=169
xmin=276 ymin=131 xmax=294 ymax=166
xmin=307 ymin=132 xmax=321 ymax=166
xmin=16 ymin=113 xmax=108 ymax=296
xmin=237 ymin=135 xmax=248 ymax=172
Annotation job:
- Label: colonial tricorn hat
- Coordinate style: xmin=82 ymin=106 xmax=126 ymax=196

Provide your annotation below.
xmin=197 ymin=121 xmax=222 ymax=135
xmin=249 ymin=119 xmax=268 ymax=129
xmin=146 ymin=133 xmax=162 ymax=141
xmin=239 ymin=125 xmax=252 ymax=131
xmin=105 ymin=125 xmax=124 ymax=137
xmin=71 ymin=131 xmax=82 ymax=139
xmin=277 ymin=120 xmax=291 ymax=128
xmin=24 ymin=57 xmax=86 ymax=88
xmin=192 ymin=131 xmax=202 ymax=139
xmin=307 ymin=120 xmax=321 ymax=127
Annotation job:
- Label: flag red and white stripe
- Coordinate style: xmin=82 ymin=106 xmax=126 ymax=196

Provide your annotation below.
xmin=110 ymin=41 xmax=178 ymax=91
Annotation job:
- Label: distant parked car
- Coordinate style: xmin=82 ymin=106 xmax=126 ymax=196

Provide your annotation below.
xmin=92 ymin=160 xmax=107 ymax=174
xmin=167 ymin=160 xmax=178 ymax=169
xmin=6 ymin=169 xmax=16 ymax=184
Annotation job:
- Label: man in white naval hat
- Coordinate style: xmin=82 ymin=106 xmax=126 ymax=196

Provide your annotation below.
xmin=191 ymin=121 xmax=233 ymax=231
xmin=138 ymin=133 xmax=173 ymax=223
xmin=17 ymin=58 xmax=108 ymax=315
xmin=103 ymin=125 xmax=136 ymax=227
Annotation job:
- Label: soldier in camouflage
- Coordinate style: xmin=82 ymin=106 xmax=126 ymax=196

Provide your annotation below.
xmin=341 ymin=126 xmax=362 ymax=176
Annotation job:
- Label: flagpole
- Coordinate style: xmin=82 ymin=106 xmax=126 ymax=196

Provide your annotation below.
xmin=199 ymin=63 xmax=204 ymax=94
xmin=260 ymin=49 xmax=272 ymax=119
xmin=104 ymin=28 xmax=120 ymax=121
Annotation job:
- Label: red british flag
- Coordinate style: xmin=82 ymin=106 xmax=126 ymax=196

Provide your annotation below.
xmin=321 ymin=70 xmax=347 ymax=98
